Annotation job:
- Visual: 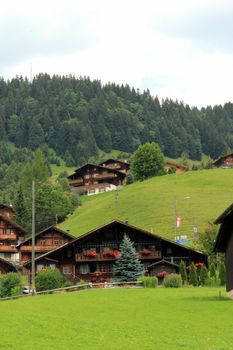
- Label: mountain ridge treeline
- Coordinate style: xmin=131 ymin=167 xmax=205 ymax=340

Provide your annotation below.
xmin=0 ymin=74 xmax=233 ymax=165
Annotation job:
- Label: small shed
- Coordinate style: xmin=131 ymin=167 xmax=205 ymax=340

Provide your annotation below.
xmin=214 ymin=203 xmax=233 ymax=296
xmin=147 ymin=259 xmax=179 ymax=283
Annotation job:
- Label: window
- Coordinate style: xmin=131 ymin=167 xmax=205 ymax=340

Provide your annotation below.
xmin=166 ymin=247 xmax=172 ymax=255
xmin=49 ymin=264 xmax=56 ymax=270
xmin=2 ymin=229 xmax=6 ymax=234
xmin=80 ymin=264 xmax=90 ymax=274
xmin=10 ymin=229 xmax=14 ymax=235
xmin=39 ymin=240 xmax=46 ymax=246
xmin=37 ymin=264 xmax=44 ymax=271
xmin=4 ymin=253 xmax=11 ymax=260
xmin=99 ymin=264 xmax=112 ymax=273
xmin=54 ymin=240 xmax=59 ymax=246
xmin=63 ymin=265 xmax=72 ymax=274
xmin=85 ymin=174 xmax=90 ymax=179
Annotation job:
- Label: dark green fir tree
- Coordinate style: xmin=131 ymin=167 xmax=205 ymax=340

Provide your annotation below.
xmin=200 ymin=264 xmax=208 ymax=286
xmin=188 ymin=262 xmax=198 ymax=286
xmin=14 ymin=185 xmax=28 ymax=229
xmin=113 ymin=235 xmax=143 ymax=282
xmin=179 ymin=260 xmax=187 ymax=284
xmin=219 ymin=260 xmax=226 ymax=286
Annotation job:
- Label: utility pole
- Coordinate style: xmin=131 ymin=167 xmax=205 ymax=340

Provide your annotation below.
xmin=31 ymin=180 xmax=36 ymax=295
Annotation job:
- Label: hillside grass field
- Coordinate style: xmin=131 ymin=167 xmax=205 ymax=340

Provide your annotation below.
xmin=59 ymin=168 xmax=233 ymax=241
xmin=1 ymin=287 xmax=232 ymax=350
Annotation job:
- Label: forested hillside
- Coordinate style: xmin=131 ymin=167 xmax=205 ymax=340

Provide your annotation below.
xmin=0 ymin=74 xmax=233 ymax=167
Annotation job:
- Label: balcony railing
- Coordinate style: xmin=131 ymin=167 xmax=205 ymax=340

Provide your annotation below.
xmin=139 ymin=251 xmax=162 ymax=259
xmin=94 ymin=173 xmax=117 ymax=180
xmin=20 ymin=245 xmax=58 ymax=252
xmin=69 ymin=179 xmax=83 ymax=185
xmin=0 ymin=245 xmax=17 ymax=252
xmin=76 ymin=250 xmax=162 ymax=262
xmin=0 ymin=234 xmax=17 ymax=240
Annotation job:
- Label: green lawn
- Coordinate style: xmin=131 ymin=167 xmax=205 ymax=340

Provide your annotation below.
xmin=59 ymin=168 xmax=233 ymax=240
xmin=1 ymin=287 xmax=231 ymax=349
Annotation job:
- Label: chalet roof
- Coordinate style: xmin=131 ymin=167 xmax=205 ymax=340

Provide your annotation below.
xmin=24 ymin=219 xmax=206 ymax=266
xmin=0 ymin=214 xmax=26 ymax=234
xmin=99 ymin=158 xmax=130 ymax=167
xmin=147 ymin=259 xmax=179 ymax=269
xmin=212 ymin=152 xmax=233 ymax=166
xmin=214 ymin=203 xmax=233 ymax=252
xmin=0 ymin=257 xmax=17 ymax=271
xmin=164 ymin=160 xmax=189 ymax=171
xmin=68 ymin=163 xmax=126 ymax=179
xmin=0 ymin=204 xmax=14 ymax=212
xmin=17 ymin=225 xmax=75 ymax=247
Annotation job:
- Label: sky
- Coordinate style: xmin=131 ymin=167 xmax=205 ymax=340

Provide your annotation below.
xmin=1 ymin=0 xmax=233 ymax=107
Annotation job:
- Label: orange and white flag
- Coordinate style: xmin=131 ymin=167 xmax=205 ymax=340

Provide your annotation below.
xmin=176 ymin=216 xmax=181 ymax=228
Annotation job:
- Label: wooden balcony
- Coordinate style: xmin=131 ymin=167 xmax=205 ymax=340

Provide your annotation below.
xmin=20 ymin=245 xmax=58 ymax=252
xmin=139 ymin=251 xmax=162 ymax=259
xmin=94 ymin=173 xmax=117 ymax=180
xmin=0 ymin=245 xmax=17 ymax=252
xmin=76 ymin=253 xmax=117 ymax=262
xmin=0 ymin=234 xmax=17 ymax=240
xmin=69 ymin=179 xmax=83 ymax=186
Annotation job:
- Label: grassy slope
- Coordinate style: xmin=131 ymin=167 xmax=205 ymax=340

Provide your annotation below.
xmin=59 ymin=168 xmax=233 ymax=240
xmin=1 ymin=288 xmax=232 ymax=350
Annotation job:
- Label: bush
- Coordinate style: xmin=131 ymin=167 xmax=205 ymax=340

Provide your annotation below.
xmin=0 ymin=272 xmax=22 ymax=297
xmin=163 ymin=274 xmax=182 ymax=288
xmin=35 ymin=269 xmax=64 ymax=292
xmin=219 ymin=261 xmax=226 ymax=286
xmin=200 ymin=265 xmax=208 ymax=286
xmin=205 ymin=276 xmax=221 ymax=287
xmin=62 ymin=279 xmax=73 ymax=288
xmin=11 ymin=286 xmax=22 ymax=297
xmin=189 ymin=262 xmax=198 ymax=286
xmin=138 ymin=276 xmax=158 ymax=288
xmin=179 ymin=260 xmax=187 ymax=284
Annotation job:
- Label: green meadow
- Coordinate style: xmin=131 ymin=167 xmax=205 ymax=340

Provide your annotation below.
xmin=1 ymin=288 xmax=232 ymax=350
xmin=59 ymin=168 xmax=233 ymax=240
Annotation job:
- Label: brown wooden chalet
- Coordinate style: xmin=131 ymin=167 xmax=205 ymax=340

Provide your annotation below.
xmin=214 ymin=203 xmax=233 ymax=295
xmin=68 ymin=163 xmax=126 ymax=195
xmin=24 ymin=220 xmax=207 ymax=282
xmin=18 ymin=226 xmax=75 ymax=265
xmin=212 ymin=153 xmax=233 ymax=168
xmin=164 ymin=160 xmax=189 ymax=174
xmin=99 ymin=159 xmax=130 ymax=174
xmin=0 ymin=204 xmax=26 ymax=266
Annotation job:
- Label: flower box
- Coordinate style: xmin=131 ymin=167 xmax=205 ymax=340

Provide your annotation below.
xmin=141 ymin=249 xmax=152 ymax=256
xmin=83 ymin=250 xmax=97 ymax=257
xmin=156 ymin=271 xmax=169 ymax=278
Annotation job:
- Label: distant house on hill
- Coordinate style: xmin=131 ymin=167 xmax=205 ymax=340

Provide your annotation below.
xmin=164 ymin=160 xmax=189 ymax=174
xmin=24 ymin=220 xmax=207 ymax=283
xmin=0 ymin=204 xmax=26 ymax=271
xmin=68 ymin=163 xmax=126 ymax=195
xmin=212 ymin=153 xmax=233 ymax=168
xmin=214 ymin=203 xmax=233 ymax=297
xmin=99 ymin=158 xmax=130 ymax=174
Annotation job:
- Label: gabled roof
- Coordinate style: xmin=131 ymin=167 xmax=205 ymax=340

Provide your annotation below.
xmin=147 ymin=259 xmax=179 ymax=269
xmin=0 ymin=257 xmax=17 ymax=271
xmin=68 ymin=163 xmax=126 ymax=179
xmin=214 ymin=203 xmax=233 ymax=252
xmin=17 ymin=225 xmax=75 ymax=247
xmin=0 ymin=214 xmax=26 ymax=234
xmin=212 ymin=152 xmax=233 ymax=166
xmin=0 ymin=204 xmax=14 ymax=212
xmin=164 ymin=160 xmax=188 ymax=171
xmin=99 ymin=158 xmax=130 ymax=167
xmin=24 ymin=219 xmax=206 ymax=266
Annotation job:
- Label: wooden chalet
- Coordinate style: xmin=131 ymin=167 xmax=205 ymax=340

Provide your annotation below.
xmin=99 ymin=159 xmax=130 ymax=174
xmin=24 ymin=220 xmax=207 ymax=282
xmin=212 ymin=153 xmax=233 ymax=168
xmin=0 ymin=204 xmax=26 ymax=266
xmin=68 ymin=163 xmax=126 ymax=195
xmin=18 ymin=226 xmax=75 ymax=265
xmin=214 ymin=203 xmax=233 ymax=296
xmin=164 ymin=160 xmax=189 ymax=174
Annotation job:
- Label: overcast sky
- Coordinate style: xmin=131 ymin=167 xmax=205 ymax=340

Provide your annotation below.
xmin=1 ymin=0 xmax=233 ymax=107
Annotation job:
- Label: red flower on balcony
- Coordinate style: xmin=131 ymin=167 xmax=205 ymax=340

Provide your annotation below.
xmin=141 ymin=249 xmax=152 ymax=256
xmin=156 ymin=271 xmax=169 ymax=278
xmin=103 ymin=249 xmax=115 ymax=257
xmin=83 ymin=250 xmax=97 ymax=257
xmin=195 ymin=262 xmax=204 ymax=267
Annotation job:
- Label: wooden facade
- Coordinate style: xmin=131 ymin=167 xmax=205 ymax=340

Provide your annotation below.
xmin=18 ymin=226 xmax=75 ymax=265
xmin=212 ymin=153 xmax=233 ymax=168
xmin=24 ymin=220 xmax=207 ymax=283
xmin=99 ymin=159 xmax=130 ymax=174
xmin=214 ymin=203 xmax=233 ymax=295
xmin=0 ymin=204 xmax=26 ymax=266
xmin=68 ymin=163 xmax=126 ymax=195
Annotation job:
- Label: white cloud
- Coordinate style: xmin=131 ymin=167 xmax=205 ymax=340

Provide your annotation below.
xmin=1 ymin=0 xmax=233 ymax=107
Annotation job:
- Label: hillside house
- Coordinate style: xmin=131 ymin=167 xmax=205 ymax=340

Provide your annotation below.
xmin=212 ymin=153 xmax=233 ymax=168
xmin=0 ymin=204 xmax=26 ymax=267
xmin=24 ymin=220 xmax=207 ymax=282
xmin=214 ymin=203 xmax=233 ymax=296
xmin=68 ymin=163 xmax=126 ymax=195
xmin=164 ymin=161 xmax=189 ymax=174
xmin=18 ymin=226 xmax=75 ymax=266
xmin=99 ymin=159 xmax=130 ymax=174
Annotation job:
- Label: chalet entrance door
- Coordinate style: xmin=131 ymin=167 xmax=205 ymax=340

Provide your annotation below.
xmin=89 ymin=263 xmax=97 ymax=273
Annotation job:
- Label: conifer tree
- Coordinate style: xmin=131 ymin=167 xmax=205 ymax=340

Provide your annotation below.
xmin=209 ymin=262 xmax=216 ymax=278
xmin=219 ymin=260 xmax=226 ymax=286
xmin=188 ymin=262 xmax=198 ymax=286
xmin=113 ymin=235 xmax=143 ymax=282
xmin=179 ymin=260 xmax=187 ymax=284
xmin=200 ymin=264 xmax=208 ymax=286
xmin=14 ymin=185 xmax=28 ymax=228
